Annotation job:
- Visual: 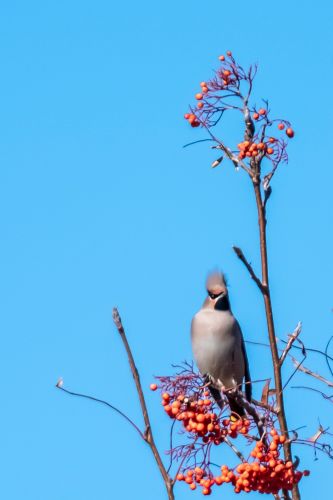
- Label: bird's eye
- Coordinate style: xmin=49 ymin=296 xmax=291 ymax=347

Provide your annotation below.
xmin=208 ymin=291 xmax=222 ymax=299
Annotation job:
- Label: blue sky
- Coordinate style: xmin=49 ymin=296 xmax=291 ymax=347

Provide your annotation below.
xmin=1 ymin=1 xmax=333 ymax=499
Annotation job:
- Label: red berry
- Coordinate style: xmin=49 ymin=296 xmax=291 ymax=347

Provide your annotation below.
xmin=286 ymin=127 xmax=294 ymax=138
xmin=253 ymin=112 xmax=259 ymax=120
xmin=258 ymin=108 xmax=266 ymax=115
xmin=278 ymin=123 xmax=285 ymax=130
xmin=150 ymin=383 xmax=157 ymax=391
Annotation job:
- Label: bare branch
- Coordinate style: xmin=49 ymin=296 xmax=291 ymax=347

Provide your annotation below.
xmin=112 ymin=307 xmax=174 ymax=500
xmin=232 ymin=246 xmax=264 ymax=292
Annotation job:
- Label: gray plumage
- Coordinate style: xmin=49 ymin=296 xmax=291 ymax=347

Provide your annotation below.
xmin=191 ymin=271 xmax=251 ymax=416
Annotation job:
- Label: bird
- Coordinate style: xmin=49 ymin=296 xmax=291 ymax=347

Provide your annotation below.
xmin=191 ymin=271 xmax=252 ymax=418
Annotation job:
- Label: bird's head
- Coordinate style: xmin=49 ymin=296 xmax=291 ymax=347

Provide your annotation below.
xmin=205 ymin=271 xmax=230 ymax=311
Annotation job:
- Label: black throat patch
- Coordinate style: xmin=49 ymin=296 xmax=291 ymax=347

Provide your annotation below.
xmin=214 ymin=294 xmax=230 ymax=311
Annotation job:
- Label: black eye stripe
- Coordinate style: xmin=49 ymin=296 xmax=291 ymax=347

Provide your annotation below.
xmin=208 ymin=291 xmax=223 ymax=299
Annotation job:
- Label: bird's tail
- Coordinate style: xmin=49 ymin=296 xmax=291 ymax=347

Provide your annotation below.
xmin=228 ymin=396 xmax=246 ymax=420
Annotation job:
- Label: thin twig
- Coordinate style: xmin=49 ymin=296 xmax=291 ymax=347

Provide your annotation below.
xmin=279 ymin=322 xmax=302 ymax=366
xmin=291 ymin=385 xmax=333 ymax=403
xmin=56 ymin=385 xmax=144 ymax=438
xmin=291 ymin=357 xmax=333 ymax=387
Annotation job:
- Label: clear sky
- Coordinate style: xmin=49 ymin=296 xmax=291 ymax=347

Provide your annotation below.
xmin=1 ymin=1 xmax=333 ymax=499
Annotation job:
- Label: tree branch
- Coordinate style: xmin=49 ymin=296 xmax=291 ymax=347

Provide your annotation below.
xmin=251 ymin=180 xmax=300 ymax=500
xmin=112 ymin=307 xmax=174 ymax=500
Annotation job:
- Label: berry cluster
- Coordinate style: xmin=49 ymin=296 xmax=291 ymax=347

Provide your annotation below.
xmin=150 ymin=378 xmax=310 ymax=496
xmin=236 ymin=119 xmax=294 ymax=162
xmin=183 ymin=51 xmax=241 ymax=128
xmin=176 ymin=467 xmax=214 ymax=495
xmin=184 ymin=113 xmax=200 ymax=128
xmin=174 ymin=428 xmax=310 ymax=496
xmin=230 ymin=429 xmax=309 ymax=494
xmin=183 ymin=51 xmax=295 ymax=171
xmin=160 ymin=390 xmax=250 ymax=442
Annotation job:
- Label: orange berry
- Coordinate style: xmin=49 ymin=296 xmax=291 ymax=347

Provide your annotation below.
xmin=197 ymin=102 xmax=204 ymax=109
xmin=223 ymin=70 xmax=231 ymax=76
xmin=164 ymin=404 xmax=171 ymax=412
xmin=286 ymin=127 xmax=294 ymax=138
xmin=162 ymin=392 xmax=170 ymax=400
xmin=258 ymin=108 xmax=266 ymax=115
xmin=184 ymin=113 xmax=190 ymax=119
xmin=257 ymin=142 xmax=265 ymax=150
xmin=150 ymin=383 xmax=157 ymax=391
xmin=278 ymin=123 xmax=285 ymax=130
xmin=177 ymin=473 xmax=184 ymax=481
xmin=226 ymin=50 xmax=232 ymax=56
xmin=200 ymin=81 xmax=207 ymax=87
xmin=171 ymin=407 xmax=179 ymax=415
xmin=219 ymin=55 xmax=225 ymax=61
xmin=172 ymin=400 xmax=181 ymax=408
xmin=197 ymin=423 xmax=205 ymax=432
xmin=196 ymin=413 xmax=205 ymax=423
xmin=189 ymin=483 xmax=196 ymax=490
xmin=195 ymin=93 xmax=203 ymax=100
xmin=203 ymin=399 xmax=211 ymax=406
xmin=266 ymin=147 xmax=274 ymax=155
xmin=185 ymin=476 xmax=193 ymax=484
xmin=253 ymin=112 xmax=259 ymax=120
xmin=195 ymin=467 xmax=203 ymax=475
xmin=202 ymin=487 xmax=211 ymax=495
xmin=279 ymin=435 xmax=286 ymax=443
xmin=268 ymin=137 xmax=276 ymax=143
xmin=201 ymin=86 xmax=209 ymax=94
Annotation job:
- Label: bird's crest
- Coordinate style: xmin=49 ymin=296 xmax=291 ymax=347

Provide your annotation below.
xmin=206 ymin=271 xmax=228 ymax=295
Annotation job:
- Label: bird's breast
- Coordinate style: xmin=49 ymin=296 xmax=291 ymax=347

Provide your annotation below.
xmin=191 ymin=309 xmax=243 ymax=388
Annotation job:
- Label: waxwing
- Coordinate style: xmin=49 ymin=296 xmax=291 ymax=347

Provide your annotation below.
xmin=191 ymin=271 xmax=251 ymax=417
